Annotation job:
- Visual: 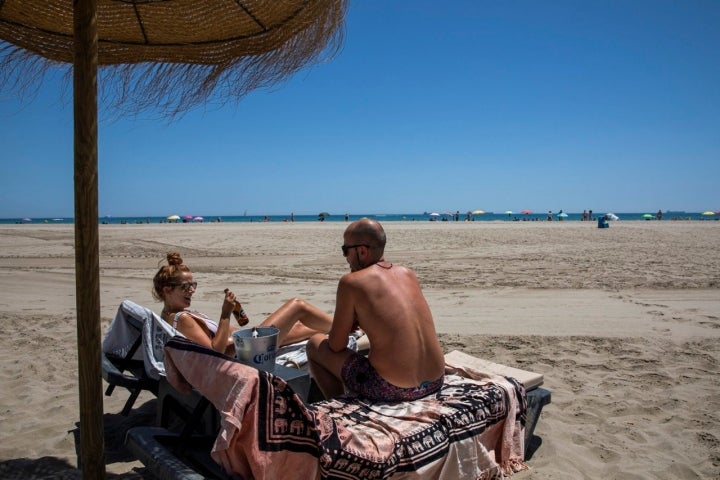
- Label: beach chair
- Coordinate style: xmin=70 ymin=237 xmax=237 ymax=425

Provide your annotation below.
xmin=126 ymin=339 xmax=539 ymax=480
xmin=444 ymin=350 xmax=552 ymax=458
xmin=128 ymin=360 xmax=323 ymax=480
xmin=101 ymin=322 xmax=156 ymax=416
xmin=102 ymin=300 xmax=176 ymax=415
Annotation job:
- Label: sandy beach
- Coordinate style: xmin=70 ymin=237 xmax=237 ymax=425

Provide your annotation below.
xmin=0 ymin=220 xmax=718 ymax=479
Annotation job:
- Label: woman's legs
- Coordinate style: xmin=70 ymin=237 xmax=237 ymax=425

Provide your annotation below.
xmin=261 ymin=297 xmax=332 ymax=345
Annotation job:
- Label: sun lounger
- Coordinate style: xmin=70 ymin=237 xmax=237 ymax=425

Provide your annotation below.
xmin=126 ymin=426 xmax=227 ymax=480
xmin=126 ymin=338 xmax=539 ymax=480
xmin=102 ymin=300 xmax=177 ymax=415
xmin=444 ymin=350 xmax=552 ymax=458
xmin=102 ymin=344 xmax=158 ymax=416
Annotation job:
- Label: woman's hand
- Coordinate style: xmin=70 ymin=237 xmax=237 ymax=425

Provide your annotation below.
xmin=221 ymin=289 xmax=236 ymax=319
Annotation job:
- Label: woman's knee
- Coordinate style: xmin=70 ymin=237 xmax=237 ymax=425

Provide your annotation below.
xmin=284 ymin=297 xmax=307 ymax=312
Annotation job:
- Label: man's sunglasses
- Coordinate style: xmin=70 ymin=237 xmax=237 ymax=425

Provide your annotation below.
xmin=170 ymin=281 xmax=197 ymax=292
xmin=341 ymin=244 xmax=369 ymax=257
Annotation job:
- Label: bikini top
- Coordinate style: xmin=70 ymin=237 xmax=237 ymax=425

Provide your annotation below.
xmin=172 ymin=310 xmax=218 ymax=336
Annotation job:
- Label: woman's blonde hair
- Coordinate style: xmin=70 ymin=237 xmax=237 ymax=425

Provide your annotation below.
xmin=152 ymin=252 xmax=191 ymax=301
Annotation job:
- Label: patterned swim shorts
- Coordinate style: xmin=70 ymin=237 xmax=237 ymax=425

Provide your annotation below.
xmin=341 ymin=352 xmax=444 ymax=402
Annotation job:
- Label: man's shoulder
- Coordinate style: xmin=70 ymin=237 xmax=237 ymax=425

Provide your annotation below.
xmin=339 ymin=269 xmax=368 ymax=284
xmin=344 ymin=263 xmax=416 ymax=284
xmin=339 ymin=265 xmax=381 ymax=286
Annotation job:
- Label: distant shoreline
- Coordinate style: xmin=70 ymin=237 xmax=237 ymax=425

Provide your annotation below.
xmin=2 ymin=210 xmax=716 ymax=225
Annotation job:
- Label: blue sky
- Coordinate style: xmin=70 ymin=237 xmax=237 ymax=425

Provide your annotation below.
xmin=1 ymin=0 xmax=718 ymax=218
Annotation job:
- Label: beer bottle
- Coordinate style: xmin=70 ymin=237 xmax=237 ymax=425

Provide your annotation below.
xmin=224 ymin=288 xmax=250 ymax=326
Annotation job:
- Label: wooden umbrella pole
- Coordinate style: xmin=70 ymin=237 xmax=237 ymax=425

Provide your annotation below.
xmin=73 ymin=0 xmax=105 ymax=478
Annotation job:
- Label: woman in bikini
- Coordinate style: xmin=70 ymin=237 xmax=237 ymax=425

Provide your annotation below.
xmin=152 ymin=252 xmax=333 ymax=356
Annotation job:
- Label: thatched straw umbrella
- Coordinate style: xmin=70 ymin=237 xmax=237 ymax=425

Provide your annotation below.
xmin=0 ymin=1 xmax=346 ymax=478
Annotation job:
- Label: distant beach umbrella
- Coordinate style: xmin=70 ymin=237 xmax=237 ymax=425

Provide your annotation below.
xmin=701 ymin=211 xmax=715 ymax=216
xmin=504 ymin=210 xmax=513 ymax=215
xmin=429 ymin=212 xmax=440 ymax=217
xmin=521 ymin=210 xmax=532 ymax=215
xmin=642 ymin=213 xmax=654 ymax=219
xmin=183 ymin=215 xmax=194 ymax=221
xmin=193 ymin=216 xmax=204 ymax=222
xmin=606 ymin=213 xmax=619 ymax=221
xmin=1 ymin=3 xmax=347 ymax=476
xmin=318 ymin=212 xmax=330 ymax=217
xmin=167 ymin=215 xmax=180 ymax=221
xmin=557 ymin=212 xmax=568 ymax=218
xmin=21 ymin=217 xmax=32 ymax=222
xmin=471 ymin=210 xmax=485 ymax=215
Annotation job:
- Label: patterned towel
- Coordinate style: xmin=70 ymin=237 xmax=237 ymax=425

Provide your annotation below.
xmin=164 ymin=336 xmax=527 ymax=480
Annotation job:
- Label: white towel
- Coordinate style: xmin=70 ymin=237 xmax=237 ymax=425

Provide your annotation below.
xmin=102 ymin=300 xmax=178 ymax=380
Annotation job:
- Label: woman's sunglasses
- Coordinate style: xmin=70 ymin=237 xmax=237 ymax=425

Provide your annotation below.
xmin=170 ymin=281 xmax=197 ymax=292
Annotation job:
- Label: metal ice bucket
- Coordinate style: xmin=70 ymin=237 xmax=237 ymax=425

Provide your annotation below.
xmin=232 ymin=326 xmax=279 ymax=373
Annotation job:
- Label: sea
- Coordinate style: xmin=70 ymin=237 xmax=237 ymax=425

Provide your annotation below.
xmin=2 ymin=211 xmax=712 ymax=224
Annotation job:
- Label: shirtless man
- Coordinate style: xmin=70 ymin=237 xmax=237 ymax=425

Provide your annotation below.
xmin=306 ymin=218 xmax=445 ymax=401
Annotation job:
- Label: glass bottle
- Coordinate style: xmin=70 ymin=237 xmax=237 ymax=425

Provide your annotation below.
xmin=224 ymin=288 xmax=249 ymax=326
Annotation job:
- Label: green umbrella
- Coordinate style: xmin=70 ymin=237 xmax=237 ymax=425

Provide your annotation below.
xmin=642 ymin=213 xmax=654 ymax=219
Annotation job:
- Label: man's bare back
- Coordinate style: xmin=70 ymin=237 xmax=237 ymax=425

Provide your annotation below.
xmin=307 ymin=218 xmax=445 ymax=400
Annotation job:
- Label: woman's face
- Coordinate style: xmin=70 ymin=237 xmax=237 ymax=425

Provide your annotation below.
xmin=163 ymin=271 xmax=196 ymax=311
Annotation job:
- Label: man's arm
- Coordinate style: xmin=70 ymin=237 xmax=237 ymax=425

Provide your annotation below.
xmin=328 ymin=275 xmax=356 ymax=352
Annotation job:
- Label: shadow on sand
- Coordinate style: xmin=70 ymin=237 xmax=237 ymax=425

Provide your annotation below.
xmin=0 ymin=399 xmax=157 ymax=479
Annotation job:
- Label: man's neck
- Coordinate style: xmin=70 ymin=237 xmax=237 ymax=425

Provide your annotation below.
xmin=372 ymin=258 xmax=393 ymax=269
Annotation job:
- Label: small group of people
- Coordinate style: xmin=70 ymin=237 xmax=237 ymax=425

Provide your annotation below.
xmin=152 ymin=218 xmax=445 ymax=402
xmin=581 ymin=210 xmax=594 ymax=221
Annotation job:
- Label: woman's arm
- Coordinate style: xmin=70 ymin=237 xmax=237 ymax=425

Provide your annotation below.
xmin=214 ymin=290 xmax=237 ymax=354
xmin=174 ymin=291 xmax=236 ymax=354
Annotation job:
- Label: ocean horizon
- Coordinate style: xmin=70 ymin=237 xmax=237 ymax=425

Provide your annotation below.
xmin=3 ymin=210 xmax=715 ymax=225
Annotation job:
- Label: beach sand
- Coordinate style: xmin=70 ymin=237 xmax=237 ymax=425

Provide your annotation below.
xmin=0 ymin=220 xmax=718 ymax=479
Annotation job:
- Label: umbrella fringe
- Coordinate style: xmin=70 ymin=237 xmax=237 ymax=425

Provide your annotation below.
xmin=1 ymin=0 xmax=347 ymax=119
